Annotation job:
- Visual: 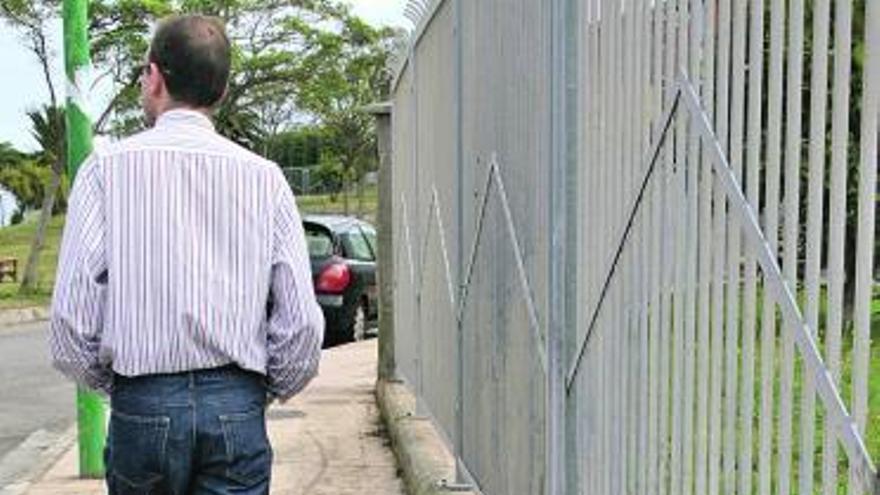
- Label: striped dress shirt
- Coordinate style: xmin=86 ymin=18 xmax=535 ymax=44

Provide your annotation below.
xmin=49 ymin=109 xmax=324 ymax=400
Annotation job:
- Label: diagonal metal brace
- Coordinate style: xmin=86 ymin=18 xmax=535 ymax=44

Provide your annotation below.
xmin=399 ymin=195 xmax=416 ymax=288
xmin=458 ymin=154 xmax=548 ymax=373
xmin=679 ymin=71 xmax=880 ymax=495
xmin=416 ymin=187 xmax=457 ymax=311
xmin=565 ymin=88 xmax=682 ymax=392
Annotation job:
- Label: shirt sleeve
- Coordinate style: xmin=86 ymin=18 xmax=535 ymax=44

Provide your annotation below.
xmin=49 ymin=156 xmax=112 ymax=394
xmin=265 ymin=174 xmax=325 ymax=400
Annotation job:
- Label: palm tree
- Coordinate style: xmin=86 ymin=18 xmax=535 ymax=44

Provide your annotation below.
xmin=20 ymin=105 xmax=65 ymax=293
xmin=0 ymin=142 xmax=26 ymax=168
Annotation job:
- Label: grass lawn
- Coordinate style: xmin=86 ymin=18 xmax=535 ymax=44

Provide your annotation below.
xmin=785 ymin=290 xmax=880 ymax=493
xmin=0 ymin=215 xmax=64 ymax=309
xmin=296 ymin=186 xmax=378 ymax=223
xmin=701 ymin=285 xmax=880 ymax=493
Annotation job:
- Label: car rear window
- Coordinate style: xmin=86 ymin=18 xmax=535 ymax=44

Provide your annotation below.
xmin=361 ymin=227 xmax=377 ymax=255
xmin=304 ymin=223 xmax=334 ymax=257
xmin=343 ymin=230 xmax=374 ymax=261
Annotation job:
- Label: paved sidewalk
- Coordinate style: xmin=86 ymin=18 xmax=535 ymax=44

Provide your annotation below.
xmin=19 ymin=340 xmax=404 ymax=495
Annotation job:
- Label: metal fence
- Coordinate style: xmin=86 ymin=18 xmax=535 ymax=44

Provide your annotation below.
xmin=387 ymin=0 xmax=880 ymax=494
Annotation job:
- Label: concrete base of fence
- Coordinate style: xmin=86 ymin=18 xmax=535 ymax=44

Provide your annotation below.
xmin=376 ymin=379 xmax=477 ymax=495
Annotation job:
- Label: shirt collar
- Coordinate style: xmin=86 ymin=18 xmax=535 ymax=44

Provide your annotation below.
xmin=155 ymin=109 xmax=216 ymax=131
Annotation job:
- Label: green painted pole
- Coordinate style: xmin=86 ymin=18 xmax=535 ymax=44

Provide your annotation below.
xmin=63 ymin=0 xmax=106 ymax=478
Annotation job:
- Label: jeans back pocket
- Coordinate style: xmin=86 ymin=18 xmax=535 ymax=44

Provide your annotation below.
xmin=107 ymin=410 xmax=170 ymax=493
xmin=219 ymin=408 xmax=272 ymax=487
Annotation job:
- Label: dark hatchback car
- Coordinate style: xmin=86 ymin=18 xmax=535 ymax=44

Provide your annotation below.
xmin=304 ymin=215 xmax=378 ymax=346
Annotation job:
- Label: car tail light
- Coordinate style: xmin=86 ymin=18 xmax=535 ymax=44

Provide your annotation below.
xmin=316 ymin=263 xmax=351 ymax=294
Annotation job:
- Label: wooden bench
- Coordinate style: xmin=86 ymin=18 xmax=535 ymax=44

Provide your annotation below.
xmin=0 ymin=258 xmax=18 ymax=283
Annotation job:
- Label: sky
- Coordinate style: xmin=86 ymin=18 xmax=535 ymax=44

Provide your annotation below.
xmin=0 ymin=0 xmax=408 ymax=152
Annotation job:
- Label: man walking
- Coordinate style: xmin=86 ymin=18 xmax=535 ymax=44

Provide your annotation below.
xmin=49 ymin=15 xmax=324 ymax=494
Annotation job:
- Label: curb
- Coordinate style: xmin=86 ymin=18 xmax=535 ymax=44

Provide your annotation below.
xmin=0 ymin=307 xmax=49 ymax=329
xmin=0 ymin=425 xmax=76 ymax=495
xmin=376 ymin=379 xmax=477 ymax=495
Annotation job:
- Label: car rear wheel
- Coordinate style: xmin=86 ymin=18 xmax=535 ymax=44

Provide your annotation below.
xmin=350 ymin=300 xmax=367 ymax=342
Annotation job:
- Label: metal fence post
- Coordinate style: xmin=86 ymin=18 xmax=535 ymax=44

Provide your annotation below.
xmin=563 ymin=0 xmax=580 ymax=493
xmin=367 ymin=103 xmax=396 ymax=381
xmin=453 ymin=0 xmax=467 ymax=484
xmin=549 ymin=0 xmax=571 ymax=492
xmin=410 ymin=42 xmax=427 ymax=416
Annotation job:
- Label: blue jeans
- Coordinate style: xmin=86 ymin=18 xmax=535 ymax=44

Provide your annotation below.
xmin=106 ymin=365 xmax=272 ymax=494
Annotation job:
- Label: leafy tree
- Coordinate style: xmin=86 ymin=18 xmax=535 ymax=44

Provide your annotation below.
xmin=0 ymin=161 xmax=53 ymax=211
xmin=91 ymin=0 xmax=348 ymax=148
xmin=290 ymin=14 xmax=399 ymax=214
xmin=0 ymin=142 xmax=28 ymax=168
xmin=313 ymin=151 xmax=344 ymax=199
xmin=20 ymin=105 xmax=68 ymax=292
xmin=264 ymin=124 xmax=334 ymax=170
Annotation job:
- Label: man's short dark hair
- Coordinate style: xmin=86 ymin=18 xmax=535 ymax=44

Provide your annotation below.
xmin=149 ymin=15 xmax=231 ymax=108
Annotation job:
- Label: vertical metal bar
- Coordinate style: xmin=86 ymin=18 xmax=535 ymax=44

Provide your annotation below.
xmin=636 ymin=1 xmax=649 ymax=492
xmin=584 ymin=9 xmax=598 ymax=492
xmin=601 ymin=2 xmax=611 ymax=492
xmin=649 ymin=149 xmax=660 ymax=495
xmin=660 ymin=1 xmax=676 ymax=492
xmin=758 ymin=1 xmax=784 ymax=494
xmin=850 ymin=0 xmax=879 ymax=492
xmin=577 ymin=6 xmax=587 ymax=490
xmin=564 ymin=0 xmax=580 ymax=491
xmin=599 ymin=0 xmax=609 ymax=318
xmin=409 ymin=41 xmax=425 ymax=415
xmin=725 ymin=0 xmax=747 ymax=493
xmin=374 ymin=105 xmax=395 ymax=382
xmin=778 ymin=0 xmax=804 ymax=491
xmin=624 ymin=3 xmax=637 ymax=493
xmin=649 ymin=2 xmax=663 ymax=492
xmin=601 ymin=316 xmax=609 ymax=495
xmin=592 ymin=332 xmax=600 ymax=495
xmin=671 ymin=0 xmax=687 ymax=490
xmin=616 ymin=6 xmax=628 ymax=493
xmin=594 ymin=9 xmax=603 ymax=490
xmin=453 ymin=0 xmax=466 ymax=482
xmin=610 ymin=6 xmax=622 ymax=489
xmin=614 ymin=267 xmax=623 ymax=495
xmin=695 ymin=1 xmax=715 ymax=494
xmin=709 ymin=0 xmax=735 ymax=476
xmin=548 ymin=0 xmax=569 ymax=491
xmin=801 ymin=0 xmax=831 ymax=491
xmin=574 ymin=3 xmax=586 ymax=489
xmin=712 ymin=4 xmax=731 ymax=492
xmin=709 ymin=152 xmax=727 ymax=495
xmin=623 ymin=5 xmax=633 ymax=491
xmin=683 ymin=2 xmax=700 ymax=494
xmin=709 ymin=2 xmax=730 ymax=494
xmin=588 ymin=0 xmax=597 ymax=350
xmin=823 ymin=0 xmax=852 ymax=493
xmin=739 ymin=0 xmax=763 ymax=493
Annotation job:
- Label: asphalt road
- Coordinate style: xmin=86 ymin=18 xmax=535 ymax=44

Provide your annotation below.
xmin=0 ymin=322 xmax=75 ymax=461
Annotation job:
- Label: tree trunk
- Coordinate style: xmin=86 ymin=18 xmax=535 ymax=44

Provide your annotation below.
xmin=357 ymin=168 xmax=364 ymax=220
xmin=343 ymin=170 xmax=350 ymax=216
xmin=20 ymin=167 xmax=61 ymax=294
